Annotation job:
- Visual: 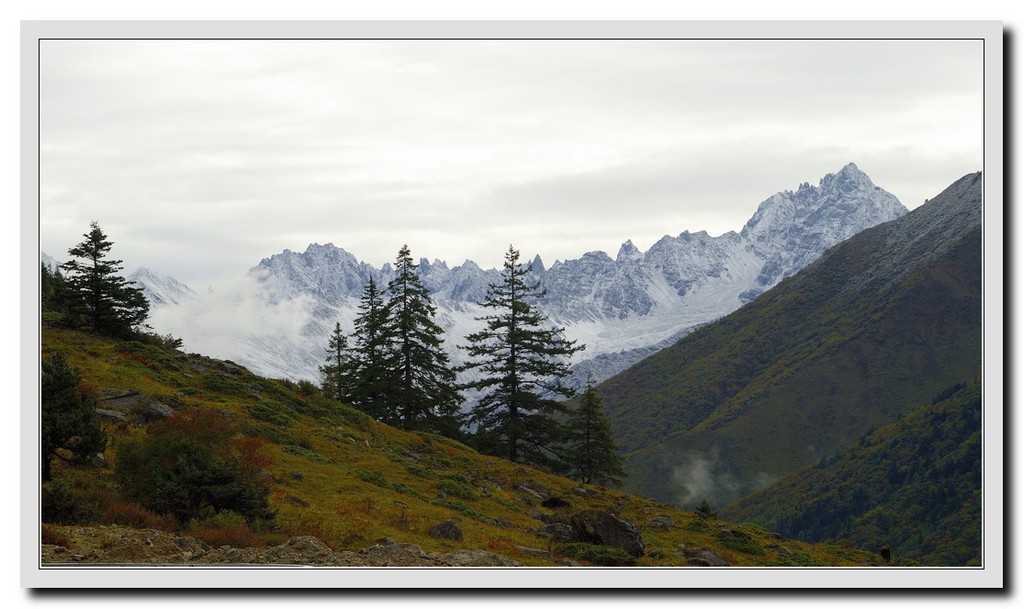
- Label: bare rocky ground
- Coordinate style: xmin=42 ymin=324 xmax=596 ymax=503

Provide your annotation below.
xmin=41 ymin=525 xmax=520 ymax=567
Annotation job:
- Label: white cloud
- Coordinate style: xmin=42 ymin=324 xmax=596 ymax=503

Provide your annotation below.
xmin=39 ymin=37 xmax=984 ymax=285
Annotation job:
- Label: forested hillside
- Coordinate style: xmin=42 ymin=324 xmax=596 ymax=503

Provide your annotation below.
xmin=721 ymin=381 xmax=982 ymax=566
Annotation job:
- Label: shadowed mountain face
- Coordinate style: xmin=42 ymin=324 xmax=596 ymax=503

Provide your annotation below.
xmin=594 ymin=172 xmax=981 ymax=508
xmin=719 ymin=380 xmax=982 ymax=566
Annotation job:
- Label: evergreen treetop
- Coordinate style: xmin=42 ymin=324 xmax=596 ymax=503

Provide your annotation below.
xmin=60 ymin=222 xmax=149 ymax=337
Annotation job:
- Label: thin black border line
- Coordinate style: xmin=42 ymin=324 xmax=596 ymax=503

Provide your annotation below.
xmin=31 ymin=34 xmax=994 ymax=583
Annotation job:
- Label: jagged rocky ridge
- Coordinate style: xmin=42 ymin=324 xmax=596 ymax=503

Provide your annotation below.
xmin=134 ymin=163 xmax=906 ymax=385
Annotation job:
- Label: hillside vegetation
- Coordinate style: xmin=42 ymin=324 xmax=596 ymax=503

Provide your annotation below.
xmin=39 ymin=325 xmax=886 ymax=567
xmin=721 ymin=380 xmax=982 ymax=566
xmin=595 ymin=172 xmax=982 ymax=509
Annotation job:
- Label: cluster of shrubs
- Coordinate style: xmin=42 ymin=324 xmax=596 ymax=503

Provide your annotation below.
xmin=42 ymin=405 xmax=280 ymax=548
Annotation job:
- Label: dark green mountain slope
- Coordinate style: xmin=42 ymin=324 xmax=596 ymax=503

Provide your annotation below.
xmin=597 ymin=172 xmax=982 ymax=507
xmin=720 ymin=380 xmax=982 ymax=566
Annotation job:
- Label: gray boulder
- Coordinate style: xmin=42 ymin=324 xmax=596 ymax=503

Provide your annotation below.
xmin=569 ymin=511 xmax=645 ymax=558
xmin=647 ymin=516 xmax=674 ymax=531
xmin=98 ymin=389 xmax=174 ymax=424
xmin=427 ymin=519 xmax=463 ymax=541
xmin=674 ymin=544 xmax=729 ymax=566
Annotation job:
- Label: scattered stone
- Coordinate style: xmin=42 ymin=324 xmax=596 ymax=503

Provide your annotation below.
xmin=427 ymin=519 xmax=463 ymax=541
xmin=675 ymin=544 xmax=729 ymax=566
xmin=647 ymin=516 xmax=674 ymax=531
xmin=569 ymin=511 xmax=645 ymax=558
xmin=133 ymin=401 xmax=175 ymax=424
xmin=96 ymin=409 xmax=128 ymax=422
xmin=520 ymin=480 xmax=550 ymax=498
xmin=766 ymin=543 xmax=794 ymax=558
xmin=287 ymin=495 xmax=309 ymax=507
xmin=290 ymin=471 xmax=304 ymax=481
xmin=515 ymin=546 xmax=551 ymax=558
xmin=217 ymin=360 xmax=243 ymax=375
xmin=98 ymin=389 xmax=175 ymax=424
xmin=573 ymin=486 xmax=595 ymax=497
xmin=541 ymin=496 xmax=572 ymax=509
xmin=536 ymin=522 xmax=574 ymax=542
xmin=439 ymin=550 xmax=520 ymax=567
xmin=517 ymin=486 xmax=546 ymax=503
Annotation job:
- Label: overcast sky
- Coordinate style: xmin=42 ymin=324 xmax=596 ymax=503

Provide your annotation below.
xmin=39 ymin=37 xmax=984 ymax=287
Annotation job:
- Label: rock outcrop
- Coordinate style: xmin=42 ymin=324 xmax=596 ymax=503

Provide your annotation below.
xmin=569 ymin=511 xmax=645 ymax=558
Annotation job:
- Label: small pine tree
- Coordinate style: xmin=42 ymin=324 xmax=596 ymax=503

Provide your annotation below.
xmin=566 ymin=381 xmax=625 ymax=486
xmin=60 ymin=222 xmax=149 ymax=337
xmin=319 ymin=321 xmax=352 ymax=402
xmin=695 ymin=499 xmax=718 ymax=520
xmin=382 ymin=245 xmax=462 ymax=434
xmin=41 ymin=352 xmax=107 ymax=482
xmin=461 ymin=245 xmax=584 ymax=468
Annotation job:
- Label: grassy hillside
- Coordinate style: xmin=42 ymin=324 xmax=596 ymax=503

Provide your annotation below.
xmin=39 ymin=325 xmax=886 ymax=567
xmin=720 ymin=380 xmax=982 ymax=566
xmin=595 ymin=173 xmax=982 ymax=508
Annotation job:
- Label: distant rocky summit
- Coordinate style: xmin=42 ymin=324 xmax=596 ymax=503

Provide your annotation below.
xmin=132 ymin=163 xmax=906 ymax=387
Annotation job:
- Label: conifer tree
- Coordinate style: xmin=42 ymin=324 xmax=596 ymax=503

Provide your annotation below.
xmin=60 ymin=221 xmax=149 ymax=337
xmin=319 ymin=321 xmax=352 ymax=402
xmin=565 ymin=380 xmax=626 ymax=486
xmin=41 ymin=351 xmax=107 ymax=482
xmin=347 ymin=278 xmax=395 ymax=421
xmin=382 ymin=245 xmax=462 ymax=434
xmin=461 ymin=245 xmax=584 ymax=467
xmin=41 ymin=262 xmax=71 ymax=319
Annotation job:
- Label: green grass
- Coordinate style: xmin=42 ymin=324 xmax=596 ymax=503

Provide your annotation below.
xmin=40 ymin=325 xmax=888 ymax=567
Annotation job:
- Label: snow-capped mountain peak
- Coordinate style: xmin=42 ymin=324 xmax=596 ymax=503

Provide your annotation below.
xmin=616 ymin=240 xmax=643 ymax=263
xmin=141 ymin=164 xmax=909 ymax=387
xmin=128 ymin=267 xmax=196 ymax=307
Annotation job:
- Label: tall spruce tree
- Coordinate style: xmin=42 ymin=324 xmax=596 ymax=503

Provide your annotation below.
xmin=319 ymin=321 xmax=352 ymax=402
xmin=565 ymin=380 xmax=626 ymax=486
xmin=347 ymin=278 xmax=395 ymax=422
xmin=461 ymin=245 xmax=583 ymax=467
xmin=382 ymin=245 xmax=462 ymax=434
xmin=60 ymin=222 xmax=149 ymax=337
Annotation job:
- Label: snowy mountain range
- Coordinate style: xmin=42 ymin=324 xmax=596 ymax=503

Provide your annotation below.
xmin=75 ymin=163 xmax=908 ymax=387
